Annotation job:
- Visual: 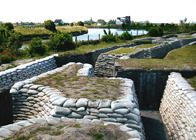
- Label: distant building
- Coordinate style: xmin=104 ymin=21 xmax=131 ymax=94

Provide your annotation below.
xmin=54 ymin=19 xmax=64 ymax=25
xmin=116 ymin=19 xmax=123 ymax=25
xmin=117 ymin=16 xmax=131 ymax=26
xmin=13 ymin=21 xmax=23 ymax=26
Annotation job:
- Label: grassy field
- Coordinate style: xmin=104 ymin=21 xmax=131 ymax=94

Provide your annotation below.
xmin=14 ymin=26 xmax=88 ymax=36
xmin=60 ymin=40 xmax=134 ymax=56
xmin=186 ymin=76 xmax=196 ymax=89
xmin=33 ymin=64 xmax=123 ymax=100
xmin=176 ymin=35 xmax=194 ymax=39
xmin=118 ymin=44 xmax=196 ymax=70
xmin=108 ymin=44 xmax=159 ymax=54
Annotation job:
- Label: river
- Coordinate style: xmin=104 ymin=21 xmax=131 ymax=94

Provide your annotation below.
xmin=21 ymin=28 xmax=148 ymax=49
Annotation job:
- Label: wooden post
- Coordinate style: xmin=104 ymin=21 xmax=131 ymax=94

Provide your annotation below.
xmin=75 ymin=36 xmax=77 ymax=43
xmin=88 ymin=35 xmax=89 ymax=44
xmin=15 ymin=41 xmax=18 ymax=57
xmin=131 ymin=31 xmax=132 ymax=35
xmin=137 ymin=30 xmax=138 ymax=36
xmin=143 ymin=30 xmax=144 ymax=35
xmin=99 ymin=34 xmax=100 ymax=41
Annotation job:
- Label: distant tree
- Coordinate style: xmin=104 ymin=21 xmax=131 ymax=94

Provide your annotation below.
xmin=0 ymin=21 xmax=3 ymax=26
xmin=108 ymin=19 xmax=116 ymax=25
xmin=97 ymin=19 xmax=106 ymax=25
xmin=3 ymin=22 xmax=14 ymax=30
xmin=148 ymin=27 xmax=163 ymax=37
xmin=27 ymin=37 xmax=46 ymax=57
xmin=58 ymin=22 xmax=63 ymax=26
xmin=179 ymin=17 xmax=189 ymax=32
xmin=75 ymin=21 xmax=84 ymax=26
xmin=70 ymin=23 xmax=74 ymax=26
xmin=43 ymin=20 xmax=56 ymax=31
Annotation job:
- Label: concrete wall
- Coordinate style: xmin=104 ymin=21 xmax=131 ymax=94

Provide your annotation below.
xmin=159 ymin=72 xmax=196 ymax=139
xmin=0 ymin=55 xmax=58 ymax=89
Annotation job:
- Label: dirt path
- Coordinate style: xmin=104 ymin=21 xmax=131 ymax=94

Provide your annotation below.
xmin=141 ymin=110 xmax=169 ymax=140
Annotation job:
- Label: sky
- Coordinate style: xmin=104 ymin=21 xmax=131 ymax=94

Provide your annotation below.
xmin=1 ymin=0 xmax=196 ymax=24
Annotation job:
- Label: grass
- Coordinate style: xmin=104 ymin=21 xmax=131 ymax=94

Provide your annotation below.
xmin=33 ymin=64 xmax=123 ymax=100
xmin=61 ymin=40 xmax=134 ymax=56
xmin=108 ymin=44 xmax=159 ymax=54
xmin=136 ymin=44 xmax=159 ymax=49
xmin=14 ymin=26 xmax=87 ymax=36
xmin=186 ymin=76 xmax=196 ymax=89
xmin=118 ymin=44 xmax=196 ymax=70
xmin=89 ymin=131 xmax=104 ymax=140
xmin=176 ymin=35 xmax=194 ymax=39
xmin=69 ymin=124 xmax=81 ymax=128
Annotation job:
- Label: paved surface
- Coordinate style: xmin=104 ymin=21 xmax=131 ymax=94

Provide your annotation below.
xmin=141 ymin=110 xmax=169 ymax=140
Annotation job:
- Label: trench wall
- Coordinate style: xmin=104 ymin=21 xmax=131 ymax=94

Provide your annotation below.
xmin=117 ymin=69 xmax=196 ymax=110
xmin=159 ymin=72 xmax=196 ymax=139
xmin=0 ymin=55 xmax=57 ymax=89
xmin=0 ymin=88 xmax=13 ymax=126
xmin=8 ymin=62 xmax=145 ymax=140
xmin=95 ymin=38 xmax=196 ymax=77
xmin=55 ymin=44 xmax=135 ymax=67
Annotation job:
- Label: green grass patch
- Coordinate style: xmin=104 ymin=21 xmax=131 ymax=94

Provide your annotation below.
xmin=176 ymin=35 xmax=194 ymax=39
xmin=136 ymin=44 xmax=159 ymax=49
xmin=14 ymin=26 xmax=87 ymax=36
xmin=108 ymin=48 xmax=140 ymax=54
xmin=186 ymin=76 xmax=196 ymax=89
xmin=61 ymin=40 xmax=134 ymax=56
xmin=69 ymin=124 xmax=81 ymax=128
xmin=108 ymin=44 xmax=159 ymax=54
xmin=118 ymin=44 xmax=196 ymax=70
xmin=89 ymin=131 xmax=104 ymax=140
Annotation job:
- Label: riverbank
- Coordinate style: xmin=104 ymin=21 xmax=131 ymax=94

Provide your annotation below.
xmin=14 ymin=26 xmax=88 ymax=41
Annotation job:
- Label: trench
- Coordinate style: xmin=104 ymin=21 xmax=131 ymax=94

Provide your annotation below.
xmin=1 ymin=38 xmax=196 ymax=139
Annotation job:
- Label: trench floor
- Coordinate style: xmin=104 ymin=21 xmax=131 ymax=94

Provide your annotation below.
xmin=140 ymin=110 xmax=169 ymax=140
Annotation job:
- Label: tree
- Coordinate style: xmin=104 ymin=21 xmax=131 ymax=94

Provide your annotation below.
xmin=58 ymin=22 xmax=63 ymax=26
xmin=70 ymin=23 xmax=74 ymax=26
xmin=148 ymin=27 xmax=163 ymax=37
xmin=75 ymin=21 xmax=84 ymax=26
xmin=27 ymin=37 xmax=46 ymax=57
xmin=3 ymin=22 xmax=14 ymax=30
xmin=5 ymin=31 xmax=23 ymax=55
xmin=47 ymin=32 xmax=75 ymax=51
xmin=97 ymin=19 xmax=106 ymax=25
xmin=179 ymin=17 xmax=189 ymax=32
xmin=0 ymin=21 xmax=3 ymax=26
xmin=108 ymin=19 xmax=116 ymax=25
xmin=43 ymin=20 xmax=56 ymax=31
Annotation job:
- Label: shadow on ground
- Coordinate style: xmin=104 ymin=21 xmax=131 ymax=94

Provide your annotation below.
xmin=141 ymin=110 xmax=169 ymax=140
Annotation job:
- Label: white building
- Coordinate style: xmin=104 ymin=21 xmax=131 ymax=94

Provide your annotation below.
xmin=54 ymin=19 xmax=64 ymax=25
xmin=116 ymin=19 xmax=123 ymax=25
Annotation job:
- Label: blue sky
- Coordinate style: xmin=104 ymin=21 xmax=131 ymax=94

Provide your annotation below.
xmin=1 ymin=0 xmax=196 ymax=23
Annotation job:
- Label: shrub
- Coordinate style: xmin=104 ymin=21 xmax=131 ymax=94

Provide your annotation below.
xmin=26 ymin=37 xmax=46 ymax=57
xmin=75 ymin=21 xmax=84 ymax=26
xmin=118 ymin=30 xmax=133 ymax=40
xmin=47 ymin=32 xmax=75 ymax=51
xmin=44 ymin=20 xmax=56 ymax=31
xmin=70 ymin=23 xmax=74 ymax=26
xmin=5 ymin=31 xmax=23 ymax=55
xmin=0 ymin=50 xmax=16 ymax=64
xmin=101 ymin=29 xmax=118 ymax=42
xmin=101 ymin=34 xmax=117 ymax=42
xmin=3 ymin=22 xmax=14 ymax=30
xmin=148 ymin=27 xmax=163 ymax=37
